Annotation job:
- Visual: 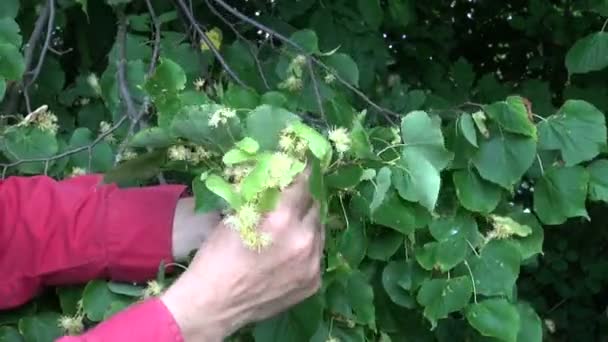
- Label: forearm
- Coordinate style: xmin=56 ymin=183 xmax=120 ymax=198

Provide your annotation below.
xmin=57 ymin=298 xmax=185 ymax=342
xmin=0 ymin=174 xmax=185 ymax=309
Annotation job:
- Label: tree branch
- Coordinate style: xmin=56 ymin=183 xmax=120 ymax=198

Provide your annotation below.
xmin=173 ymin=0 xmax=248 ymax=89
xmin=0 ymin=116 xmax=129 ymax=179
xmin=210 ymin=0 xmax=399 ymax=124
xmin=205 ymin=0 xmax=270 ymax=90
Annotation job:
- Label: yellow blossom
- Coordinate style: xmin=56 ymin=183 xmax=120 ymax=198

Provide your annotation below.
xmin=328 ymin=127 xmax=351 ymax=154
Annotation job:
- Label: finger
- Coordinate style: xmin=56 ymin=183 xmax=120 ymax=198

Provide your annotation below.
xmin=277 ymin=167 xmax=313 ymax=218
xmin=301 ymin=202 xmax=325 ymax=259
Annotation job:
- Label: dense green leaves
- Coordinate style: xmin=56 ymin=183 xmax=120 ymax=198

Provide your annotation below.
xmin=4 ymin=1 xmax=608 ymax=341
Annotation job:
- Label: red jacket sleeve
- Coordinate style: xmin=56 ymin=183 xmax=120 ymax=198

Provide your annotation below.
xmin=0 ymin=174 xmax=187 ymax=340
xmin=57 ymin=298 xmax=184 ymax=342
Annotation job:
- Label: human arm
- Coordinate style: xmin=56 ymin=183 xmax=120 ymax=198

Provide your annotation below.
xmin=0 ymin=171 xmax=323 ymax=341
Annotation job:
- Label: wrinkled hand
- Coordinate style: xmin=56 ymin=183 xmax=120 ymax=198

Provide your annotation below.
xmin=161 ymin=169 xmax=324 ymax=341
xmin=171 ymin=197 xmax=222 ymax=261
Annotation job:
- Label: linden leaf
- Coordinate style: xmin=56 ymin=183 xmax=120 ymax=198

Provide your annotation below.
xmin=537 ymin=100 xmax=606 ymax=166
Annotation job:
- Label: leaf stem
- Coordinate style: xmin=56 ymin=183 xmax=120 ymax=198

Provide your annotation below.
xmin=464 ymin=260 xmax=477 ymax=304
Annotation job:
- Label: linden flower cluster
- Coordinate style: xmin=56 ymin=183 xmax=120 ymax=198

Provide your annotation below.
xmin=69 ymin=167 xmax=87 ymax=177
xmin=208 ymin=106 xmax=236 ymax=127
xmin=278 ymin=75 xmax=303 ymax=92
xmin=168 ymin=145 xmax=212 ymax=164
xmin=484 ymin=215 xmax=532 ymax=243
xmin=19 ymin=105 xmax=59 ymax=134
xmin=142 ymin=280 xmax=164 ymax=299
xmin=99 ymin=121 xmax=115 ymax=143
xmin=224 ymin=203 xmax=272 ymax=251
xmin=58 ymin=300 xmax=84 ymax=335
xmin=278 ymin=125 xmax=308 ymax=158
xmin=328 ymin=127 xmax=352 ymax=154
xmin=221 ymin=152 xmax=302 ymax=251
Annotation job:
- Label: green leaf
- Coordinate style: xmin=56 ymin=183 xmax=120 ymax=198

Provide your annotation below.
xmin=192 ymin=176 xmax=227 ymax=213
xmin=587 ymin=159 xmax=608 ymax=202
xmin=485 ymin=96 xmax=536 ymax=138
xmin=325 ymin=53 xmax=359 ymax=87
xmin=0 ymin=327 xmax=23 ymax=342
xmin=0 ymin=0 xmax=19 ymax=18
xmin=246 ymin=104 xmax=300 ymax=151
xmin=393 ymin=110 xmax=453 ymax=211
xmin=291 ymin=121 xmax=332 ymax=161
xmin=358 ymin=0 xmax=383 ymax=29
xmin=0 ymin=77 xmax=5 ymax=101
xmin=466 ymin=298 xmax=520 ymax=342
xmin=458 ymin=112 xmax=478 ymax=147
xmin=467 ymin=240 xmax=521 ymax=297
xmin=144 ymin=58 xmax=186 ymax=98
xmin=107 ymin=282 xmax=144 ymax=297
xmin=103 ymin=149 xmax=167 ymax=185
xmin=205 ymin=174 xmax=243 ymax=209
xmin=2 ymin=127 xmax=59 ymax=174
xmin=224 ymin=84 xmax=260 ymax=110
xmin=347 ymin=271 xmax=375 ymax=329
xmin=68 ymin=127 xmax=114 ymax=173
xmin=56 ymin=286 xmax=83 ymax=316
xmin=351 ymin=184 xmax=420 ymax=235
xmin=400 ymin=111 xmax=453 ymax=170
xmin=326 ymin=164 xmax=363 ymax=189
xmin=18 ymin=312 xmax=62 ymax=342
xmin=170 ymin=104 xmax=242 ymax=153
xmin=0 ymin=42 xmax=24 ymax=80
xmin=533 ymin=166 xmax=589 ymax=225
xmin=472 ymin=127 xmax=536 ymax=189
xmin=537 ymin=100 xmax=606 ymax=166
xmin=516 ymin=302 xmax=542 ymax=342
xmin=235 ymin=137 xmax=260 ymax=154
xmin=367 ymin=230 xmax=403 ymax=261
xmin=222 ymin=148 xmax=256 ymax=165
xmin=289 ymin=29 xmax=320 ymax=54
xmin=417 ymin=277 xmax=473 ymax=327
xmin=565 ymin=32 xmax=608 ymax=74
xmin=507 ymin=210 xmax=544 ymax=260
xmin=0 ymin=18 xmax=22 ymax=47
xmin=388 ymin=0 xmax=415 ymax=28
xmin=415 ymin=240 xmax=467 ymax=272
xmin=129 ymin=127 xmax=174 ymax=148
xmin=82 ymin=280 xmax=117 ymax=322
xmin=429 ymin=211 xmax=481 ymax=246
xmin=453 ymin=168 xmax=502 ymax=214
xmin=382 ymin=261 xmax=417 ymax=308
xmin=253 ymin=295 xmax=322 ymax=342
xmin=370 ymin=167 xmax=392 ymax=213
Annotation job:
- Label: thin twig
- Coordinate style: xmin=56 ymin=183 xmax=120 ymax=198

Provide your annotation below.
xmin=205 ymin=0 xmax=270 ymax=90
xmin=174 ymin=0 xmax=248 ymax=89
xmin=25 ymin=0 xmax=55 ymax=89
xmin=2 ymin=3 xmax=51 ymax=114
xmin=0 ymin=116 xmax=129 ymax=176
xmin=145 ymin=0 xmax=162 ymax=76
xmin=116 ymin=9 xmax=139 ymax=122
xmin=307 ymin=57 xmax=327 ymax=126
xmin=210 ymin=0 xmax=398 ymax=124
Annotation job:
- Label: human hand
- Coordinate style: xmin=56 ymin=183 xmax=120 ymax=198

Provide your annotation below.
xmin=161 ymin=169 xmax=324 ymax=341
xmin=171 ymin=197 xmax=222 ymax=261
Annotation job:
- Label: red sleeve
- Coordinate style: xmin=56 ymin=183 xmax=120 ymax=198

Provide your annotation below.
xmin=57 ymin=298 xmax=184 ymax=342
xmin=0 ymin=174 xmax=186 ymax=310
